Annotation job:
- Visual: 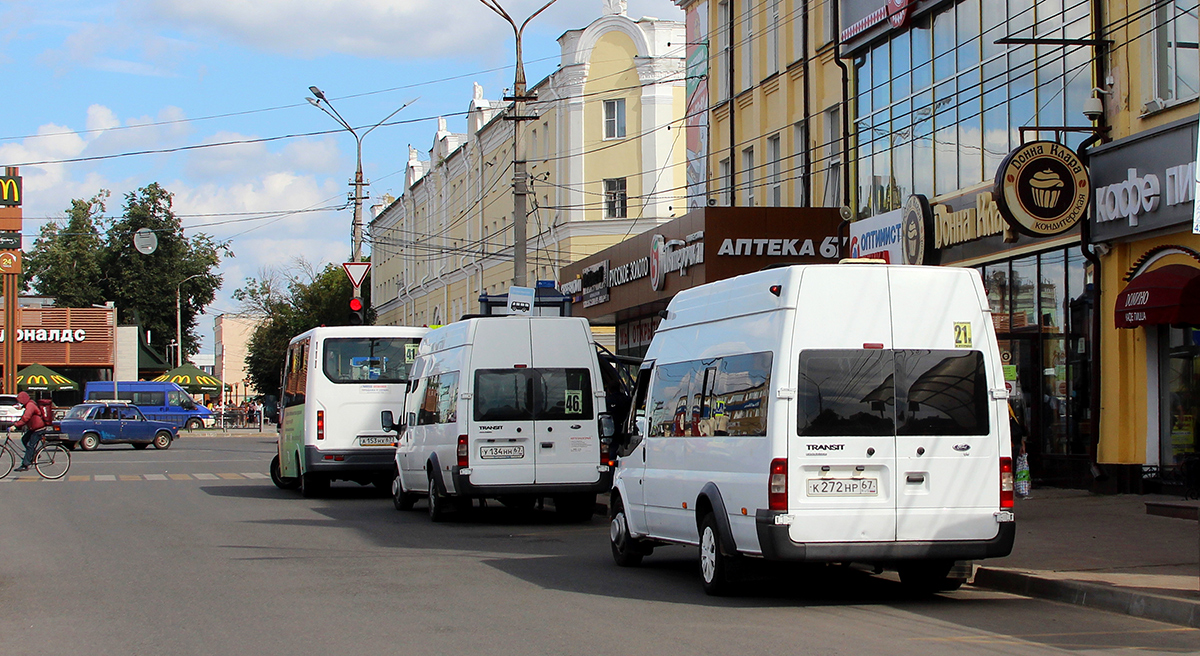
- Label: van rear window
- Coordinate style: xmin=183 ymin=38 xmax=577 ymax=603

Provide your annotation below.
xmin=798 ymin=349 xmax=989 ymax=436
xmin=323 ymin=337 xmax=420 ymax=383
xmin=473 ymin=369 xmax=593 ymax=421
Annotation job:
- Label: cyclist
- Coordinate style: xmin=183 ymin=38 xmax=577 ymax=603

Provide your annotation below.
xmin=10 ymin=391 xmax=47 ymax=472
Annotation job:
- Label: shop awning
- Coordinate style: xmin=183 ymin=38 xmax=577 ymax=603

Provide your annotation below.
xmin=1115 ymin=264 xmax=1200 ymax=329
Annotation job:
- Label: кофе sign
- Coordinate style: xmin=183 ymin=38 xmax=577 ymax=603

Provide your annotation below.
xmin=995 ymin=140 xmax=1091 ymax=237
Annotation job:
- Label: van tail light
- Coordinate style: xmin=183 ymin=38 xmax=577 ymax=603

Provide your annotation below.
xmin=316 ymin=410 xmax=325 ymax=440
xmin=999 ymin=457 xmax=1014 ymax=509
xmin=457 ymin=435 xmax=469 ymax=468
xmin=768 ymin=458 xmax=788 ymax=510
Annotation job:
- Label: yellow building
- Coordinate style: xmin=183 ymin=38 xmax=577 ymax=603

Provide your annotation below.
xmin=370 ymin=4 xmax=686 ymax=327
xmin=1087 ymin=0 xmax=1198 ymax=489
xmin=214 ymin=314 xmax=261 ymax=401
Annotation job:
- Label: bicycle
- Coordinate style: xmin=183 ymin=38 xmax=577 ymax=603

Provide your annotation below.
xmin=0 ymin=429 xmax=70 ymax=480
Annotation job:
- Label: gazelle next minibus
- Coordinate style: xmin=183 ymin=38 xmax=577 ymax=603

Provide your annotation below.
xmin=270 ymin=325 xmax=428 ymax=497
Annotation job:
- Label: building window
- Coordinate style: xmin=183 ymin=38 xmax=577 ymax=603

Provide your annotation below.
xmin=604 ymin=99 xmax=627 ymax=139
xmin=1155 ymin=0 xmax=1199 ymax=104
xmin=793 ymin=121 xmax=809 ymax=206
xmin=719 ymin=158 xmax=732 ymax=205
xmin=850 ymin=0 xmax=1090 ymax=218
xmin=742 ymin=146 xmax=756 ymax=206
xmin=823 ymin=107 xmax=842 ymax=208
xmin=767 ymin=135 xmax=782 ymax=206
xmin=717 ymin=0 xmax=732 ymax=101
xmin=768 ymin=0 xmax=781 ymax=74
xmin=604 ymin=178 xmax=628 ymax=218
xmin=740 ymin=0 xmax=754 ymax=91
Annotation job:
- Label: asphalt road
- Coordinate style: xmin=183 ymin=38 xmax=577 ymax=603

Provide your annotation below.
xmin=0 ymin=436 xmax=1197 ymax=655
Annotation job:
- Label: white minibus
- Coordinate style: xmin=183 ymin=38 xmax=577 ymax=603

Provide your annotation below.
xmin=608 ymin=264 xmax=1016 ymax=594
xmin=382 ymin=316 xmax=616 ymax=521
xmin=270 ymin=325 xmax=429 ymax=497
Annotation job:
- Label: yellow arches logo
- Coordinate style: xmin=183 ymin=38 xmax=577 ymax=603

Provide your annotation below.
xmin=0 ymin=177 xmax=20 ymax=207
xmin=152 ymin=373 xmax=221 ymax=387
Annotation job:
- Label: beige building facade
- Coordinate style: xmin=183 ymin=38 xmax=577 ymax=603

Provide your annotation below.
xmin=214 ymin=314 xmax=260 ymax=400
xmin=370 ymin=3 xmax=687 ymax=327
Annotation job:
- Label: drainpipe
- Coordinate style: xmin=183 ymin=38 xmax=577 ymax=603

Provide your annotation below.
xmin=728 ymin=5 xmax=737 ymax=207
xmin=832 ymin=0 xmax=852 ymax=257
xmin=801 ymin=0 xmax=811 ymax=207
xmin=1077 ymin=0 xmax=1109 ymax=483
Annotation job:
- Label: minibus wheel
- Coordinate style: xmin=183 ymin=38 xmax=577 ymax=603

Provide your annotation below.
xmin=609 ymin=496 xmax=643 ymax=567
xmin=427 ymin=474 xmax=450 ymax=522
xmin=699 ymin=513 xmax=738 ymax=596
xmin=270 ymin=455 xmax=300 ymax=490
xmin=392 ymin=475 xmax=418 ymax=510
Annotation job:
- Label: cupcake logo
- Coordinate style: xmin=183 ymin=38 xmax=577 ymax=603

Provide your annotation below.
xmin=1029 ymin=169 xmax=1064 ymax=208
xmin=994 ymin=141 xmax=1091 ymax=238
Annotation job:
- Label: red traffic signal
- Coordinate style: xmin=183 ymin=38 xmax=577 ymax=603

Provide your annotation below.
xmin=348 ymin=297 xmax=365 ymax=325
xmin=349 ymin=297 xmax=364 ymax=312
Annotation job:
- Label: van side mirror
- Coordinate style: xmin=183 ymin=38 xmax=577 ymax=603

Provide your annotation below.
xmin=381 ymin=410 xmax=397 ymax=433
xmin=598 ymin=413 xmax=616 ymax=438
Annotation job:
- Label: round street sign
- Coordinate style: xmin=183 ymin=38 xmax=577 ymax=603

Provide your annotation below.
xmin=994 ymin=140 xmax=1091 ymax=238
xmin=133 ymin=228 xmax=158 ymax=255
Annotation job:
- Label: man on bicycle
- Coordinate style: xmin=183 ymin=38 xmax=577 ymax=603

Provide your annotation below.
xmin=10 ymin=391 xmax=47 ymax=472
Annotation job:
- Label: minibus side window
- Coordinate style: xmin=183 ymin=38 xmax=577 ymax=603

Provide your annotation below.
xmin=895 ymin=350 xmax=989 ymax=435
xmin=714 ymin=352 xmax=773 ymax=436
xmin=797 ymin=350 xmax=895 ymax=436
xmin=417 ymin=372 xmax=460 ymax=425
xmin=647 ymin=361 xmax=701 ymax=437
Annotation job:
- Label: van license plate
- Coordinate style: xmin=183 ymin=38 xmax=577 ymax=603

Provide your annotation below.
xmin=358 ymin=436 xmax=394 ymax=447
xmin=806 ymin=478 xmax=878 ymax=496
xmin=480 ymin=445 xmax=524 ymax=459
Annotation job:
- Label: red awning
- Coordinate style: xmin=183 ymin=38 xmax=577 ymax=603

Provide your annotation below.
xmin=1115 ymin=264 xmax=1200 ymax=328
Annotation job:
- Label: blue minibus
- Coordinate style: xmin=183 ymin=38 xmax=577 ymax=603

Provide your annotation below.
xmin=82 ymin=381 xmax=215 ymax=430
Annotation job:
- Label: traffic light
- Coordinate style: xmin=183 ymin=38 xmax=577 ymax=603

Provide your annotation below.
xmin=348 ymin=297 xmax=365 ymax=325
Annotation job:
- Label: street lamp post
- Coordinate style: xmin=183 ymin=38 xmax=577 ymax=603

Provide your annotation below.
xmin=176 ymin=273 xmax=203 ymax=368
xmin=306 ymin=88 xmax=415 ymax=298
xmin=479 ymin=0 xmax=558 ymax=288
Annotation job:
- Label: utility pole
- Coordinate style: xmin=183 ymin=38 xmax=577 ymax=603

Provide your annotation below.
xmin=479 ymin=0 xmax=558 ymax=288
xmin=306 ymin=88 xmax=415 ymax=297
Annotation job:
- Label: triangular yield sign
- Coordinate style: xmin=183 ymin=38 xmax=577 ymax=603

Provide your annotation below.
xmin=343 ymin=262 xmax=372 ymax=288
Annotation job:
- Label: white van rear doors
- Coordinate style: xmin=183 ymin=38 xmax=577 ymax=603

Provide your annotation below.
xmin=791 ymin=265 xmax=897 ymax=543
xmin=468 ymin=321 xmax=536 ymax=486
xmin=889 ymin=268 xmax=1001 ymax=541
xmin=529 ymin=319 xmax=601 ymax=485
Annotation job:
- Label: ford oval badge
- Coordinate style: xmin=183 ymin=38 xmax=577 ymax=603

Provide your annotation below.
xmin=953 ymin=443 xmax=970 ymax=452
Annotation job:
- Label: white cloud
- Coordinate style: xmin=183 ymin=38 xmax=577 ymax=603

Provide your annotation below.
xmin=183 ymin=134 xmax=342 ymax=181
xmin=37 ymin=20 xmax=193 ymax=77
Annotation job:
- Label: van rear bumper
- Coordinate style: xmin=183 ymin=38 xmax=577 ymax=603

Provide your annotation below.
xmin=303 ymin=446 xmax=394 ymax=476
xmin=451 ymin=467 xmax=612 ymax=497
xmin=755 ymin=510 xmax=1016 ymax=562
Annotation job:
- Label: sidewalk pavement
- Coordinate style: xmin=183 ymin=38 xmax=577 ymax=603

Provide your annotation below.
xmin=178 ymin=426 xmax=278 ymax=438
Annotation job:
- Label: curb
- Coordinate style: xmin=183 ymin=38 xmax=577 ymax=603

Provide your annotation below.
xmin=972 ymin=567 xmax=1200 ymax=628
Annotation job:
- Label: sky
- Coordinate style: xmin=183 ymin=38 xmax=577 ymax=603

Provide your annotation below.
xmin=0 ymin=0 xmax=684 ymax=356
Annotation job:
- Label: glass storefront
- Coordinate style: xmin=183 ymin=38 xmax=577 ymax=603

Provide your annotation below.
xmin=1161 ymin=326 xmax=1200 ymax=466
xmin=851 ymin=0 xmax=1090 ymax=219
xmin=977 ymin=245 xmax=1093 ymax=485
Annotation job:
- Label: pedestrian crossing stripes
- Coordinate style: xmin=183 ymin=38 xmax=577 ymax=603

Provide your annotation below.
xmin=3 ymin=472 xmax=271 ymax=482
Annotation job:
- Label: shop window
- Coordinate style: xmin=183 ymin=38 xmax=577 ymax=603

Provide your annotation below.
xmin=1162 ymin=327 xmax=1200 ymax=465
xmin=1010 ymin=255 xmax=1038 ymax=330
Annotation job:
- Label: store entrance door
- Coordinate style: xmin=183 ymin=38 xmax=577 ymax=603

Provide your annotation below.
xmin=999 ymin=334 xmax=1081 ymax=485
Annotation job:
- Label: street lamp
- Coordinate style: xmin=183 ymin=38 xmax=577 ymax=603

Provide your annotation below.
xmin=306 ymin=87 xmax=415 ymax=298
xmin=478 ymin=0 xmax=558 ymax=288
xmin=176 ymin=273 xmax=203 ymax=368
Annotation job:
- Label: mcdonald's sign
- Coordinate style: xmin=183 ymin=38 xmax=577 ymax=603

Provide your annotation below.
xmin=0 ymin=176 xmax=20 ymax=207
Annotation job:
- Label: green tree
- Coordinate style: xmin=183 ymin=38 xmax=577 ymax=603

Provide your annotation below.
xmin=237 ymin=259 xmax=372 ymax=394
xmin=23 ymin=192 xmax=109 ymax=306
xmin=24 ymin=183 xmax=230 ymax=362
